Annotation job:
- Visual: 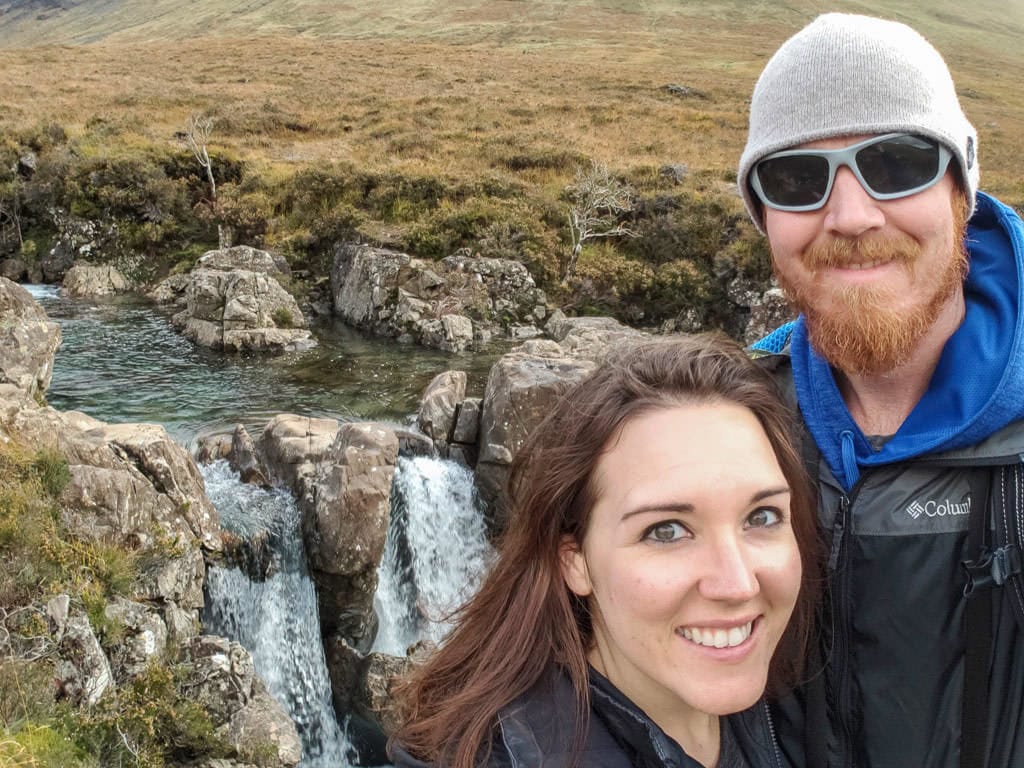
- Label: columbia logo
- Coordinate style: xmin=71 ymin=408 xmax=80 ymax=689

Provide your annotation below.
xmin=905 ymin=496 xmax=971 ymax=519
xmin=906 ymin=500 xmax=926 ymax=519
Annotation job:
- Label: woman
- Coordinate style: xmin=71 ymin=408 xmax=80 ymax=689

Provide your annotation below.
xmin=390 ymin=334 xmax=820 ymax=768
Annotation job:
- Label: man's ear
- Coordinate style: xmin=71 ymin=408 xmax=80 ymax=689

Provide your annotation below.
xmin=559 ymin=535 xmax=592 ymax=597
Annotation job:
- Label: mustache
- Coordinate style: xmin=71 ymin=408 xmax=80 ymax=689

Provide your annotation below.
xmin=803 ymin=234 xmax=921 ymax=271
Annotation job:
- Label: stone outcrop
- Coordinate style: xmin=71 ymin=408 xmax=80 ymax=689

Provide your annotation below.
xmin=0 ymin=258 xmax=29 ymax=282
xmin=733 ymin=283 xmax=795 ymax=345
xmin=182 ymin=636 xmax=302 ymax=767
xmin=544 ymin=311 xmax=648 ymax=357
xmin=62 ymin=263 xmax=131 ymax=297
xmin=55 ymin=612 xmax=115 ymax=707
xmin=0 ymin=281 xmax=301 ymax=767
xmin=211 ymin=414 xmax=401 ymax=650
xmin=103 ymin=597 xmax=170 ymax=680
xmin=330 ymin=244 xmax=548 ymax=352
xmin=43 ymin=209 xmax=131 ymax=284
xmin=474 ymin=341 xmax=599 ymax=528
xmin=167 ymin=246 xmax=315 ymax=353
xmin=416 ymin=370 xmax=467 ymax=444
xmin=260 ymin=414 xmax=342 ymax=500
xmin=147 ymin=272 xmax=191 ymax=307
xmin=0 ymin=277 xmax=61 ymax=399
xmin=303 ymin=422 xmax=399 ymax=650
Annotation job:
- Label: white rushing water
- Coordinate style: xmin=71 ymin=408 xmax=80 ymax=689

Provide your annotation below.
xmin=373 ymin=455 xmax=495 ymax=656
xmin=201 ymin=461 xmax=358 ymax=768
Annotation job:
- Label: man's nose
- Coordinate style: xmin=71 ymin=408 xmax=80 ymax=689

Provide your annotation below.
xmin=822 ymin=165 xmax=886 ymax=237
xmin=698 ymin=536 xmax=759 ymax=602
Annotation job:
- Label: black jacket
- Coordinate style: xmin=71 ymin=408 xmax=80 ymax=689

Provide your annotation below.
xmin=391 ymin=666 xmax=788 ymax=767
xmin=757 ymin=351 xmax=1024 ymax=767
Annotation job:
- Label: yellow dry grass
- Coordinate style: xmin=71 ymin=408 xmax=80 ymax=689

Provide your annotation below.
xmin=0 ymin=1 xmax=1022 ymax=203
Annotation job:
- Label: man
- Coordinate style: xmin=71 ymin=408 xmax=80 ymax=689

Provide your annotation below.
xmin=738 ymin=13 xmax=1024 ymax=768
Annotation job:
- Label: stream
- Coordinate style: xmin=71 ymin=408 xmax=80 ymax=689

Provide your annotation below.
xmin=26 ymin=285 xmax=499 ymax=767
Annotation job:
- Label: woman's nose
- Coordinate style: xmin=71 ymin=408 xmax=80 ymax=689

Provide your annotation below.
xmin=698 ymin=537 xmax=759 ymax=602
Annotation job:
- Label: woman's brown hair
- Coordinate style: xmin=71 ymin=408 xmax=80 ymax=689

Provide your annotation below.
xmin=390 ymin=333 xmax=821 ymax=767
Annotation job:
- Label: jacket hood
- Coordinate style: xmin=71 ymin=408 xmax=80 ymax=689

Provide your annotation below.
xmin=757 ymin=192 xmax=1024 ymax=491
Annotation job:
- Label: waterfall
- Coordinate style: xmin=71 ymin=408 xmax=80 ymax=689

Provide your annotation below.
xmin=201 ymin=461 xmax=358 ymax=768
xmin=373 ymin=455 xmax=495 ymax=656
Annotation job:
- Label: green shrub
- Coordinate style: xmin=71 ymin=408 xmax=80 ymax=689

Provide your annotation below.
xmin=0 ymin=721 xmax=89 ymax=768
xmin=271 ymin=307 xmax=294 ymax=328
xmin=72 ymin=663 xmax=231 ymax=767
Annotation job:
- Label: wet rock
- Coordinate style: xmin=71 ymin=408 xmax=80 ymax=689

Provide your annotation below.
xmin=230 ymin=424 xmax=269 ymax=487
xmin=147 ymin=272 xmax=191 ymax=307
xmin=0 ymin=277 xmax=61 ymax=398
xmin=39 ymin=237 xmax=75 ymax=283
xmin=303 ymin=422 xmax=399 ymax=649
xmin=416 ymin=370 xmax=467 ymax=443
xmin=452 ymin=397 xmax=481 ymax=445
xmin=261 ymin=414 xmax=340 ymax=499
xmin=195 ymin=430 xmax=234 ymax=464
xmin=62 ymin=263 xmax=130 ymax=297
xmin=0 ymin=258 xmax=28 ymax=282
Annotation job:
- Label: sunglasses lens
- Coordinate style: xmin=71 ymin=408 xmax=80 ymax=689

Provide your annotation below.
xmin=755 ymin=154 xmax=830 ymax=208
xmin=855 ymin=135 xmax=940 ymax=195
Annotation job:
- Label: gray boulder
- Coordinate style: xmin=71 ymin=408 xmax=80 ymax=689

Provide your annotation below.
xmin=330 ymin=243 xmax=547 ymax=351
xmin=195 ymin=245 xmax=292 ymax=279
xmin=62 ymin=263 xmax=130 ymax=297
xmin=0 ymin=258 xmax=28 ymax=282
xmin=182 ymin=636 xmax=301 ymax=767
xmin=0 ymin=277 xmax=61 ymax=398
xmin=416 ymin=370 xmax=467 ymax=443
xmin=475 ymin=346 xmax=598 ymax=528
xmin=104 ymin=598 xmax=169 ymax=680
xmin=303 ymin=422 xmax=399 ymax=649
xmin=55 ymin=613 xmax=114 ymax=707
xmin=169 ymin=247 xmax=314 ymax=353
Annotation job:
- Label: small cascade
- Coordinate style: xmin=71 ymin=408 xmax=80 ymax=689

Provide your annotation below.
xmin=373 ymin=455 xmax=495 ymax=656
xmin=201 ymin=461 xmax=357 ymax=768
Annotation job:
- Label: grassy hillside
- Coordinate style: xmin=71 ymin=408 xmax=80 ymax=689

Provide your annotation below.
xmin=1 ymin=0 xmax=1022 ymax=323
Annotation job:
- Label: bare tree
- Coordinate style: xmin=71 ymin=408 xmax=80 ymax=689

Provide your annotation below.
xmin=564 ymin=162 xmax=637 ymax=281
xmin=0 ymin=192 xmax=23 ymax=250
xmin=185 ymin=114 xmax=232 ymax=248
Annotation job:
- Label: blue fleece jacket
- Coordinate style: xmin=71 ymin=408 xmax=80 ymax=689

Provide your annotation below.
xmin=752 ymin=192 xmax=1024 ymax=492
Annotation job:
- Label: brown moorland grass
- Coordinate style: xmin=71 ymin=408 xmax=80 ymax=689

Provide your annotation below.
xmin=2 ymin=1 xmax=1022 ymax=202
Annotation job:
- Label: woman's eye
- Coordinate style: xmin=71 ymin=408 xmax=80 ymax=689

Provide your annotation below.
xmin=746 ymin=507 xmax=782 ymax=529
xmin=643 ymin=521 xmax=688 ymax=542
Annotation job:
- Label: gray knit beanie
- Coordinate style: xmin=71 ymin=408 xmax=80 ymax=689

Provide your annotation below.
xmin=738 ymin=13 xmax=978 ymax=232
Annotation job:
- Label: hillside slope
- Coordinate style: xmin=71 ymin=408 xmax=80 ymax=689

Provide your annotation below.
xmin=1 ymin=0 xmax=1023 ymax=55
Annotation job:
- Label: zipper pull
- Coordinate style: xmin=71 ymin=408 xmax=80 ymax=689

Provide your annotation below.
xmin=828 ymin=495 xmax=850 ymax=572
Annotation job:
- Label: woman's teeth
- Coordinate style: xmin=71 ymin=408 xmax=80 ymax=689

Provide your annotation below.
xmin=678 ymin=621 xmax=753 ymax=648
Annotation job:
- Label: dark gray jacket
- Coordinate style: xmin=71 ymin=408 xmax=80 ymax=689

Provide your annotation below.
xmin=391 ymin=666 xmax=787 ymax=767
xmin=759 ymin=352 xmax=1024 ymax=768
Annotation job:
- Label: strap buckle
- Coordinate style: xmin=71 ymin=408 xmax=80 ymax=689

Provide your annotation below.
xmin=962 ymin=544 xmax=1022 ymax=597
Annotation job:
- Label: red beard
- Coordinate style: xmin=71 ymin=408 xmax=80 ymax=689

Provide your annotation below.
xmin=776 ymin=208 xmax=968 ymax=375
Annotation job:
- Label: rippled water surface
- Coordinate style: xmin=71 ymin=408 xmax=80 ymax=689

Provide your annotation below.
xmin=28 ymin=285 xmax=504 ymax=443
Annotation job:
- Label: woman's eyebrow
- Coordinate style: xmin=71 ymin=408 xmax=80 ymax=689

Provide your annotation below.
xmin=751 ymin=486 xmax=791 ymax=503
xmin=620 ymin=486 xmax=790 ymax=521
